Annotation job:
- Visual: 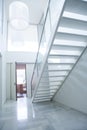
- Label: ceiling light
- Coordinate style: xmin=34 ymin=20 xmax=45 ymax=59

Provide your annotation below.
xmin=9 ymin=1 xmax=29 ymax=30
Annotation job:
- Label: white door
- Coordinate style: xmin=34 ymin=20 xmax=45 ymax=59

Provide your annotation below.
xmin=26 ymin=64 xmax=34 ymax=98
xmin=6 ymin=62 xmax=16 ymax=100
xmin=0 ymin=56 xmax=2 ymax=107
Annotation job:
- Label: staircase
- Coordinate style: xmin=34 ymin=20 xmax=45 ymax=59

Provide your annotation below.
xmin=31 ymin=0 xmax=87 ymax=102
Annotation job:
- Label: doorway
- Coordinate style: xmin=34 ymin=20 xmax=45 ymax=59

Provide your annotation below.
xmin=16 ymin=63 xmax=27 ymax=99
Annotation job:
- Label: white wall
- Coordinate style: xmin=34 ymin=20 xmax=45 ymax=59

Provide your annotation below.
xmin=0 ymin=57 xmax=2 ymax=108
xmin=0 ymin=0 xmax=8 ymax=105
xmin=6 ymin=52 xmax=37 ymax=63
xmin=5 ymin=51 xmax=37 ymax=101
xmin=26 ymin=64 xmax=34 ymax=98
xmin=0 ymin=0 xmax=39 ymax=104
xmin=0 ymin=33 xmax=6 ymax=106
xmin=6 ymin=63 xmax=17 ymax=101
xmin=0 ymin=33 xmax=2 ymax=108
xmin=0 ymin=34 xmax=3 ymax=53
xmin=54 ymin=48 xmax=87 ymax=114
xmin=6 ymin=63 xmax=35 ymax=100
xmin=2 ymin=54 xmax=6 ymax=104
xmin=1 ymin=34 xmax=7 ymax=105
xmin=6 ymin=63 xmax=11 ymax=100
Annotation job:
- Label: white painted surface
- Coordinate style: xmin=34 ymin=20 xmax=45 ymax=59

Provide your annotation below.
xmin=6 ymin=52 xmax=37 ymax=63
xmin=6 ymin=63 xmax=11 ymax=100
xmin=10 ymin=63 xmax=16 ymax=100
xmin=2 ymin=53 xmax=6 ymax=104
xmin=26 ymin=64 xmax=34 ymax=98
xmin=1 ymin=0 xmax=8 ymax=105
xmin=6 ymin=63 xmax=35 ymax=100
xmin=54 ymin=48 xmax=87 ymax=114
xmin=0 ymin=57 xmax=2 ymax=108
xmin=0 ymin=33 xmax=3 ymax=53
xmin=6 ymin=63 xmax=16 ymax=100
xmin=0 ymin=32 xmax=2 ymax=107
xmin=6 ymin=0 xmax=48 ymax=24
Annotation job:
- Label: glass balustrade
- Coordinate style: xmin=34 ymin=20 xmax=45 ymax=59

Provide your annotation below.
xmin=31 ymin=0 xmax=65 ymax=96
xmin=31 ymin=0 xmax=49 ymax=95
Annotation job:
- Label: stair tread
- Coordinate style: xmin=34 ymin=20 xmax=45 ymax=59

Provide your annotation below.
xmin=55 ymin=32 xmax=87 ymax=42
xmin=52 ymin=44 xmax=85 ymax=50
xmin=63 ymin=11 xmax=87 ymax=22
xmin=53 ymin=39 xmax=87 ymax=47
xmin=60 ymin=17 xmax=87 ymax=31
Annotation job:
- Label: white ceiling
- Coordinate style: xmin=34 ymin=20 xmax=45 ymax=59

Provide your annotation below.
xmin=6 ymin=0 xmax=48 ymax=24
xmin=28 ymin=0 xmax=48 ymax=24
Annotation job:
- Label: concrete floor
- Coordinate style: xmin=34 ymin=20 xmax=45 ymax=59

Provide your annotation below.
xmin=0 ymin=97 xmax=87 ymax=130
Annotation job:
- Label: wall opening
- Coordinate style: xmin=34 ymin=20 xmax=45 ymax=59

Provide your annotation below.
xmin=16 ymin=63 xmax=27 ymax=99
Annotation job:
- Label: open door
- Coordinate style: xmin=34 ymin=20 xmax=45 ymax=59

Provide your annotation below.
xmin=16 ymin=63 xmax=27 ymax=100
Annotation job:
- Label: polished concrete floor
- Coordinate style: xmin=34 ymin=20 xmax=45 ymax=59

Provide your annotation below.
xmin=0 ymin=97 xmax=87 ymax=130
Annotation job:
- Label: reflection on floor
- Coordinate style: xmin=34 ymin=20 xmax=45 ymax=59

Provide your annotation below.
xmin=17 ymin=93 xmax=26 ymax=98
xmin=0 ymin=98 xmax=87 ymax=130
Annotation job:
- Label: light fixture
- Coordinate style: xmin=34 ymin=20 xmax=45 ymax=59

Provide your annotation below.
xmin=9 ymin=1 xmax=29 ymax=30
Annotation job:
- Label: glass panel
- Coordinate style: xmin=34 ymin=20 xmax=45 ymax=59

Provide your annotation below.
xmin=31 ymin=2 xmax=51 ymax=95
xmin=37 ymin=1 xmax=50 ymax=43
xmin=31 ymin=0 xmax=66 ymax=96
xmin=37 ymin=30 xmax=46 ymax=73
xmin=41 ymin=71 xmax=49 ymax=78
xmin=37 ymin=10 xmax=51 ymax=75
xmin=44 ymin=11 xmax=51 ymax=43
xmin=37 ymin=23 xmax=44 ymax=43
xmin=50 ymin=0 xmax=61 ymax=29
xmin=31 ymin=64 xmax=38 ymax=96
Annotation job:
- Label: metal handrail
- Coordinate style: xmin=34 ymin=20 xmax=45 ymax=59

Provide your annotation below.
xmin=31 ymin=0 xmax=50 ymax=97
